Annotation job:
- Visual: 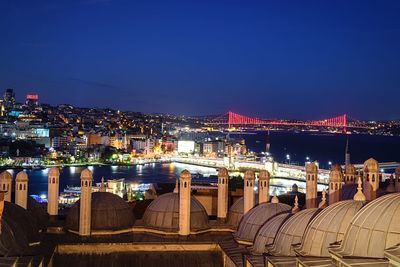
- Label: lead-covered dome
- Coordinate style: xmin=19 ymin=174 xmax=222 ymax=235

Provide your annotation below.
xmin=295 ymin=200 xmax=364 ymax=257
xmin=66 ymin=192 xmax=135 ymax=231
xmin=227 ymin=197 xmax=244 ymax=228
xmin=331 ymin=193 xmax=400 ymax=258
xmin=142 ymin=192 xmax=209 ymax=232
xmin=235 ymin=202 xmax=291 ymax=243
xmin=251 ymin=213 xmax=291 ymax=254
xmin=0 ymin=202 xmax=40 ymax=256
xmin=267 ymin=208 xmax=320 ymax=256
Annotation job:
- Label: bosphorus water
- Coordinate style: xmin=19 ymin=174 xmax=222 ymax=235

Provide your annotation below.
xmin=4 ymin=131 xmax=400 ymax=196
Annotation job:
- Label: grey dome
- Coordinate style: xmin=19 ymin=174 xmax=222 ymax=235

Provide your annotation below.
xmin=0 ymin=202 xmax=40 ymax=256
xmin=295 ymin=200 xmax=364 ymax=257
xmin=267 ymin=208 xmax=320 ymax=256
xmin=227 ymin=197 xmax=244 ymax=228
xmin=142 ymin=192 xmax=209 ymax=232
xmin=331 ymin=193 xmax=400 ymax=258
xmin=66 ymin=192 xmax=135 ymax=231
xmin=227 ymin=197 xmax=260 ymax=229
xmin=235 ymin=202 xmax=291 ymax=243
xmin=251 ymin=212 xmax=291 ymax=254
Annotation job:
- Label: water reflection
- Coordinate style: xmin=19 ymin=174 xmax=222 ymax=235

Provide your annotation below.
xmin=23 ymin=163 xmax=316 ymax=197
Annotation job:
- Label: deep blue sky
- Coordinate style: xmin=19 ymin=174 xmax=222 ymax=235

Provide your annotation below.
xmin=1 ymin=0 xmax=400 ymax=120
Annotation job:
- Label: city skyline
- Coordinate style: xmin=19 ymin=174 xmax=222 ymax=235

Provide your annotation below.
xmin=1 ymin=1 xmax=400 ymax=120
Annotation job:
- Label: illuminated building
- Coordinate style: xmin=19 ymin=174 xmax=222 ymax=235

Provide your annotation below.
xmin=3 ymin=88 xmax=15 ymax=111
xmin=25 ymin=93 xmax=39 ymax=109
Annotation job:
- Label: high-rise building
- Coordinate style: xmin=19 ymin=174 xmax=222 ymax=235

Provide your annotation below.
xmin=3 ymin=88 xmax=16 ymax=110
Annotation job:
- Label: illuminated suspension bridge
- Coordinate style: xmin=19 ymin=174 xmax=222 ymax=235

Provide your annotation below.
xmin=207 ymin=111 xmax=367 ymax=129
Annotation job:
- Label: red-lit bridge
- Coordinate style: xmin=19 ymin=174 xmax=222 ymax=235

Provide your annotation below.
xmin=207 ymin=111 xmax=367 ymax=129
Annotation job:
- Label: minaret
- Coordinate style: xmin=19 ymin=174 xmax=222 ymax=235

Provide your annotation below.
xmin=48 ymin=167 xmax=60 ymax=216
xmin=305 ymin=162 xmax=318 ymax=208
xmin=243 ymin=170 xmax=255 ymax=214
xmin=344 ymin=164 xmax=356 ymax=184
xmin=258 ymin=170 xmax=270 ymax=204
xmin=217 ymin=167 xmax=229 ymax=222
xmin=265 ymin=131 xmax=271 ymax=153
xmin=328 ymin=164 xmax=343 ymax=205
xmin=15 ymin=171 xmax=28 ymax=209
xmin=79 ymin=169 xmax=93 ymax=236
xmin=0 ymin=171 xmax=12 ymax=202
xmin=179 ymin=170 xmax=191 ymax=236
xmin=345 ymin=137 xmax=350 ymax=166
xmin=363 ymin=158 xmax=379 ymax=201
xmin=395 ymin=167 xmax=400 ymax=193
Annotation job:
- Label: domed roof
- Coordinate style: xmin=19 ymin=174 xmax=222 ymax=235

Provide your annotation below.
xmin=235 ymin=202 xmax=291 ymax=242
xmin=0 ymin=202 xmax=40 ymax=256
xmin=80 ymin=168 xmax=93 ymax=179
xmin=16 ymin=171 xmax=28 ymax=181
xmin=331 ymin=193 xmax=400 ymax=258
xmin=267 ymin=208 xmax=320 ymax=256
xmin=306 ymin=162 xmax=318 ymax=173
xmin=364 ymin=158 xmax=379 ymax=173
xmin=66 ymin=192 xmax=135 ymax=231
xmin=48 ymin=167 xmax=60 ymax=176
xmin=142 ymin=192 xmax=209 ymax=232
xmin=218 ymin=167 xmax=229 ymax=177
xmin=251 ymin=213 xmax=292 ymax=254
xmin=0 ymin=171 xmax=12 ymax=182
xmin=344 ymin=164 xmax=356 ymax=175
xmin=227 ymin=197 xmax=244 ymax=228
xmin=295 ymin=200 xmax=364 ymax=257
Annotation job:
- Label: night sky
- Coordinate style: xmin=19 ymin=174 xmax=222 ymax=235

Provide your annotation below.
xmin=1 ymin=0 xmax=400 ymax=120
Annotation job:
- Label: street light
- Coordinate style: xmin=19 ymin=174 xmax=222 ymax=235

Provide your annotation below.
xmin=306 ymin=156 xmax=310 ymax=161
xmin=286 ymin=154 xmax=291 ymax=164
